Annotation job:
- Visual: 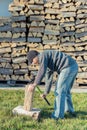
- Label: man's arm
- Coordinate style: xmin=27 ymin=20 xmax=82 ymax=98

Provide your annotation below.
xmin=44 ymin=68 xmax=53 ymax=95
xmin=34 ymin=53 xmax=47 ymax=85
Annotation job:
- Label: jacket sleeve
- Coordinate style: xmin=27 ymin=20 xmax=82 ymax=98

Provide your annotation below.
xmin=34 ymin=53 xmax=48 ymax=85
xmin=44 ymin=68 xmax=53 ymax=95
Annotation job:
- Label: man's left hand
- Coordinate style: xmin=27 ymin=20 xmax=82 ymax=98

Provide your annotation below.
xmin=27 ymin=84 xmax=36 ymax=92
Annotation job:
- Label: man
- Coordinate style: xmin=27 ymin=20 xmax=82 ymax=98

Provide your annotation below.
xmin=27 ymin=50 xmax=78 ymax=120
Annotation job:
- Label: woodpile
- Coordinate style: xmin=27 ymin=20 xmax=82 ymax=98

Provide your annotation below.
xmin=43 ymin=0 xmax=60 ymax=49
xmin=0 ymin=0 xmax=87 ymax=86
xmin=75 ymin=0 xmax=87 ymax=44
xmin=24 ymin=1 xmax=44 ymax=45
xmin=0 ymin=17 xmax=12 ymax=42
xmin=9 ymin=2 xmax=26 ymax=42
xmin=59 ymin=0 xmax=76 ymax=44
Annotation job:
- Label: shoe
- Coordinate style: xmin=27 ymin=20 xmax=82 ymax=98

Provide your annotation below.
xmin=50 ymin=114 xmax=59 ymax=120
xmin=65 ymin=111 xmax=77 ymax=118
xmin=69 ymin=112 xmax=77 ymax=117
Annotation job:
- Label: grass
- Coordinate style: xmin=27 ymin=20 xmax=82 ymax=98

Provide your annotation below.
xmin=0 ymin=89 xmax=87 ymax=130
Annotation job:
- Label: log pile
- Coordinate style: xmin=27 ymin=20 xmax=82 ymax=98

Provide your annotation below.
xmin=25 ymin=0 xmax=44 ymax=44
xmin=0 ymin=0 xmax=87 ymax=86
xmin=59 ymin=0 xmax=87 ymax=85
xmin=0 ymin=17 xmax=12 ymax=42
xmin=0 ymin=42 xmax=12 ymax=80
xmin=11 ymin=42 xmax=30 ymax=81
xmin=59 ymin=0 xmax=76 ymax=44
xmin=75 ymin=0 xmax=87 ymax=44
xmin=9 ymin=2 xmax=26 ymax=42
xmin=43 ymin=0 xmax=60 ymax=49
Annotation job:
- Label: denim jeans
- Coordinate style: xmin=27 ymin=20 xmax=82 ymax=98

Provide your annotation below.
xmin=51 ymin=62 xmax=78 ymax=119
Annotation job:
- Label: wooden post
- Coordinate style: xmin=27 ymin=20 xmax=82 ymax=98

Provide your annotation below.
xmin=24 ymin=84 xmax=35 ymax=111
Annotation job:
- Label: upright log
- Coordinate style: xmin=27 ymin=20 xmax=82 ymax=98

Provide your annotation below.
xmin=24 ymin=84 xmax=35 ymax=111
xmin=12 ymin=84 xmax=41 ymax=120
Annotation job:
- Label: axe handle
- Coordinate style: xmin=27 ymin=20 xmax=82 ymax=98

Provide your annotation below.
xmin=37 ymin=86 xmax=50 ymax=106
xmin=44 ymin=97 xmax=51 ymax=106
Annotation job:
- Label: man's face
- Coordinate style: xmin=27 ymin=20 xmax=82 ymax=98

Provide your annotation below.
xmin=32 ymin=57 xmax=39 ymax=65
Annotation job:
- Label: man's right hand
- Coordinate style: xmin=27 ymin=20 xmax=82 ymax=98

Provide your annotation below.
xmin=40 ymin=94 xmax=47 ymax=99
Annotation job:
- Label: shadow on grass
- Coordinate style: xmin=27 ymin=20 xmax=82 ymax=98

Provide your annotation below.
xmin=39 ymin=108 xmax=87 ymax=121
xmin=39 ymin=107 xmax=53 ymax=121
xmin=76 ymin=111 xmax=87 ymax=120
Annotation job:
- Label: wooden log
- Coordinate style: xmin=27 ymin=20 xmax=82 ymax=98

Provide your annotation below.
xmin=24 ymin=84 xmax=35 ymax=111
xmin=12 ymin=37 xmax=26 ymax=42
xmin=60 ymin=12 xmax=76 ymax=18
xmin=14 ymin=0 xmax=20 ymax=3
xmin=76 ymin=78 xmax=87 ymax=84
xmin=60 ymin=22 xmax=75 ymax=27
xmin=0 ymin=32 xmax=12 ymax=38
xmin=77 ymin=72 xmax=87 ymax=78
xmin=77 ymin=13 xmax=87 ymax=18
xmin=0 ymin=68 xmax=13 ymax=75
xmin=27 ymin=5 xmax=43 ymax=11
xmin=75 ymin=32 xmax=87 ymax=38
xmin=0 ymin=47 xmax=11 ymax=54
xmin=12 ymin=84 xmax=41 ymax=120
xmin=0 ymin=43 xmax=11 ymax=48
xmin=0 ymin=58 xmax=11 ymax=63
xmin=14 ymin=69 xmax=28 ymax=75
xmin=30 ymin=15 xmax=44 ymax=21
xmin=45 ymin=9 xmax=60 ymax=14
xmin=0 ymin=25 xmax=12 ymax=32
xmin=84 ymin=55 xmax=87 ymax=60
xmin=12 ymin=64 xmax=20 ymax=69
xmin=20 ymin=63 xmax=27 ymax=68
xmin=44 ymin=29 xmax=59 ymax=35
xmin=45 ymin=19 xmax=59 ymax=24
xmin=43 ymin=39 xmax=58 ymax=44
xmin=44 ymin=0 xmax=58 ymax=3
xmin=29 ymin=27 xmax=44 ymax=33
xmin=81 ymin=67 xmax=87 ymax=71
xmin=77 ymin=61 xmax=87 ymax=67
xmin=60 ymin=31 xmax=75 ymax=37
xmin=9 ymin=3 xmax=24 ymax=12
xmin=12 ymin=56 xmax=27 ymax=63
xmin=12 ymin=27 xmax=26 ymax=33
xmin=28 ymin=37 xmax=41 ymax=42
xmin=11 ymin=16 xmax=26 ymax=22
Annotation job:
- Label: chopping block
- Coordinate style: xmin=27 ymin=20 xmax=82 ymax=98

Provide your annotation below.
xmin=12 ymin=84 xmax=41 ymax=120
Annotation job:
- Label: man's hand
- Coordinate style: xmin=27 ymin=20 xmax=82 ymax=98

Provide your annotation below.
xmin=27 ymin=83 xmax=36 ymax=92
xmin=40 ymin=94 xmax=47 ymax=99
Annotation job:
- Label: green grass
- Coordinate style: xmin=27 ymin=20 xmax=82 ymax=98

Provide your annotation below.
xmin=0 ymin=89 xmax=87 ymax=130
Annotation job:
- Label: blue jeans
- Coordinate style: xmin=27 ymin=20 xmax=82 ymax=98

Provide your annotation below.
xmin=51 ymin=62 xmax=78 ymax=119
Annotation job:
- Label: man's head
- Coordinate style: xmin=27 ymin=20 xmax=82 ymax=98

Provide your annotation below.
xmin=27 ymin=50 xmax=39 ymax=65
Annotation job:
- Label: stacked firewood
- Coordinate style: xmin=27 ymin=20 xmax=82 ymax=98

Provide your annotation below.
xmin=59 ymin=0 xmax=76 ymax=45
xmin=0 ymin=17 xmax=12 ymax=42
xmin=43 ymin=0 xmax=60 ymax=50
xmin=0 ymin=42 xmax=12 ymax=80
xmin=11 ymin=42 xmax=30 ymax=81
xmin=75 ymin=0 xmax=87 ymax=44
xmin=9 ymin=2 xmax=26 ymax=42
xmin=8 ymin=2 xmax=30 ymax=80
xmin=59 ymin=0 xmax=87 ymax=85
xmin=24 ymin=0 xmax=44 ymax=46
xmin=0 ymin=17 xmax=12 ymax=80
xmin=0 ymin=0 xmax=87 ymax=86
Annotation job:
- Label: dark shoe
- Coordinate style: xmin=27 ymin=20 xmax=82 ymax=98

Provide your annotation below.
xmin=50 ymin=114 xmax=59 ymax=120
xmin=65 ymin=111 xmax=77 ymax=118
xmin=69 ymin=112 xmax=77 ymax=117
